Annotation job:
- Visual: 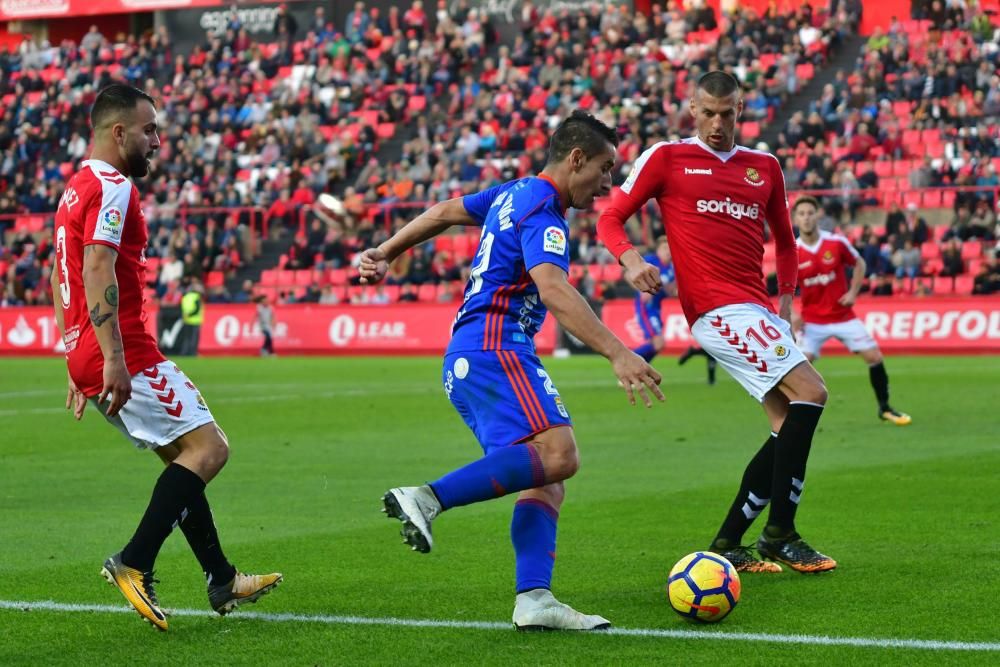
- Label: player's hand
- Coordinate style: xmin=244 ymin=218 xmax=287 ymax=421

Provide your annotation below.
xmin=778 ymin=294 xmax=794 ymax=328
xmin=611 ymin=350 xmax=665 ymax=408
xmin=837 ymin=292 xmax=857 ymax=307
xmin=65 ymin=373 xmax=87 ymax=421
xmin=620 ymin=250 xmax=661 ymax=295
xmin=99 ymin=356 xmax=132 ymax=417
xmin=358 ymin=247 xmax=389 ymax=284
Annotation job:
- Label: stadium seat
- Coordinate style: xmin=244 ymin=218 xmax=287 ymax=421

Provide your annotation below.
xmin=294 ymin=270 xmax=316 ymax=286
xmin=586 ymin=264 xmax=603 ymax=283
xmin=407 ymin=96 xmax=427 ymax=113
xmin=960 ymin=241 xmax=983 ymax=260
xmin=953 ymin=275 xmax=975 ymax=295
xmin=376 ymin=123 xmax=396 ymax=139
xmin=741 ymin=121 xmax=760 ymax=141
xmin=204 ymin=271 xmax=224 ymax=288
xmin=433 ymin=235 xmax=455 ymax=255
xmin=966 ymin=258 xmax=984 ymax=276
xmin=874 ymin=161 xmax=893 ymax=178
xmin=417 ymin=283 xmax=437 ymax=301
xmin=382 ymin=285 xmax=401 ymax=302
xmin=260 ymin=270 xmax=279 ymax=286
xmin=891 ymin=160 xmax=912 ymax=177
xmin=920 ymin=242 xmax=941 ymax=260
xmin=941 ymin=191 xmax=956 ymax=209
xmin=922 ymin=258 xmax=943 ymax=275
xmin=328 ymin=268 xmax=349 ymax=285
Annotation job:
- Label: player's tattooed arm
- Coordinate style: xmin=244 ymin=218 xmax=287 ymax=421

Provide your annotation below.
xmin=104 ymin=285 xmax=119 ymax=306
xmin=89 ymin=302 xmax=113 ymax=327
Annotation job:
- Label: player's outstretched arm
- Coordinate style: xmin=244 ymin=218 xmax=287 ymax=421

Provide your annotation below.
xmin=82 ymin=244 xmax=132 ymax=416
xmin=766 ymin=156 xmax=797 ymax=325
xmin=359 ymin=198 xmax=477 ymax=284
xmin=530 ymin=262 xmax=665 ymax=408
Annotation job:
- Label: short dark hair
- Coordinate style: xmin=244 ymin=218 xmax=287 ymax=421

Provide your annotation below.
xmin=546 ymin=110 xmax=619 ymax=164
xmin=697 ymin=71 xmax=740 ymax=98
xmin=792 ymin=195 xmax=821 ymax=213
xmin=91 ymin=84 xmax=155 ymax=132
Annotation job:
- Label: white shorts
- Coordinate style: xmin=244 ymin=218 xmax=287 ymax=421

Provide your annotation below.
xmin=798 ymin=318 xmax=877 ymax=359
xmin=691 ymin=303 xmax=808 ymax=402
xmin=92 ymin=360 xmax=216 ymax=449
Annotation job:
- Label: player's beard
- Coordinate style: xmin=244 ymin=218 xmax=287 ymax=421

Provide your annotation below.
xmin=124 ymin=137 xmax=150 ymax=178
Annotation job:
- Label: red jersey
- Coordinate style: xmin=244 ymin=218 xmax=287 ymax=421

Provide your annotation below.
xmin=53 ymin=159 xmax=165 ymax=396
xmin=796 ymin=231 xmax=860 ymax=324
xmin=597 ymin=137 xmax=797 ymax=326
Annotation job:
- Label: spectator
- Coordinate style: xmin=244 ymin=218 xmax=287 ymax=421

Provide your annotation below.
xmin=892 ymin=239 xmax=922 ymax=279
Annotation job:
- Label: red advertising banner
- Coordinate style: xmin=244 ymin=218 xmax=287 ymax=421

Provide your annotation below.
xmin=1 ymin=297 xmax=997 ymax=357
xmin=603 ymin=297 xmax=1000 ymax=354
xmin=0 ymin=0 xmax=225 ymax=20
xmin=198 ymin=303 xmax=558 ymax=355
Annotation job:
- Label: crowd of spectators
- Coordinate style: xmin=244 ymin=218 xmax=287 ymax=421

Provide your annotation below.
xmin=4 ymin=0 xmax=997 ymax=305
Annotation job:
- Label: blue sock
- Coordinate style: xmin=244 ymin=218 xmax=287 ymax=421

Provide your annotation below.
xmin=512 ymin=499 xmax=559 ymax=593
xmin=430 ymin=444 xmax=546 ymax=510
xmin=633 ymin=343 xmax=657 ymax=362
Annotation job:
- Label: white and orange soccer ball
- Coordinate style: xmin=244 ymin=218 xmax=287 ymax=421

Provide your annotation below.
xmin=666 ymin=551 xmax=741 ymax=623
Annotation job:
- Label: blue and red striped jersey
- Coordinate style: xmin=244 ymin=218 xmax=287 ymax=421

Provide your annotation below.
xmin=447 ymin=176 xmax=570 ymax=354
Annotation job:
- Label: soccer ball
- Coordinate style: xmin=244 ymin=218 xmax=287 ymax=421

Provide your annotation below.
xmin=666 ymin=551 xmax=741 ymax=623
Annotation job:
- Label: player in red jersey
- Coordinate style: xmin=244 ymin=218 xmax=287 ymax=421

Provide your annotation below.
xmin=50 ymin=84 xmax=280 ymax=631
xmin=597 ymin=72 xmax=837 ymax=573
xmin=792 ymin=196 xmax=911 ymax=425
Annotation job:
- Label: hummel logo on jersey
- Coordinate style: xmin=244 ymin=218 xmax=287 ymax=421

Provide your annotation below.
xmin=799 ymin=261 xmax=812 ymax=269
xmin=696 ymin=197 xmax=761 ymax=221
xmin=684 ymin=167 xmax=713 ymax=175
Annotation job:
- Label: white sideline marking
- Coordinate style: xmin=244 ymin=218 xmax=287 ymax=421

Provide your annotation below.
xmin=1 ymin=599 xmax=998 ymax=652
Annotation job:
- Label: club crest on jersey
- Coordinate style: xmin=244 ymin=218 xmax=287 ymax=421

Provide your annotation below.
xmin=99 ymin=206 xmax=124 ymax=240
xmin=744 ymin=167 xmax=765 ymax=187
xmin=822 ymin=250 xmax=835 ymax=264
xmin=773 ymin=344 xmax=790 ymax=361
xmin=543 ymin=226 xmax=566 ymax=254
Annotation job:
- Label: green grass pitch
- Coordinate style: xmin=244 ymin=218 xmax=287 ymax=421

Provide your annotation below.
xmin=1 ymin=354 xmax=997 ymax=665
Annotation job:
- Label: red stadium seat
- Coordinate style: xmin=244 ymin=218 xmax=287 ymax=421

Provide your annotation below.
xmin=382 ymin=285 xmax=401 ymax=302
xmin=204 ymin=271 xmax=224 ymax=288
xmin=891 ymin=160 xmax=912 ymax=177
xmin=960 ymin=241 xmax=983 ymax=261
xmin=741 ymin=121 xmax=760 ymax=141
xmin=953 ymin=275 xmax=975 ymax=295
xmin=327 ymin=268 xmax=349 ymax=285
xmin=922 ymin=258 xmax=943 ymax=275
xmin=966 ymin=258 xmax=984 ymax=276
xmin=260 ymin=270 xmax=279 ymax=286
xmin=874 ymin=161 xmax=893 ymax=178
xmin=407 ymin=96 xmax=426 ymax=113
xmin=417 ymin=283 xmax=437 ymax=301
xmin=920 ymin=242 xmax=941 ymax=260
xmin=794 ymin=63 xmax=814 ymax=81
xmin=922 ymin=190 xmax=943 ymax=208
xmin=376 ymin=123 xmax=396 ymax=139
xmin=941 ymin=191 xmax=956 ymax=209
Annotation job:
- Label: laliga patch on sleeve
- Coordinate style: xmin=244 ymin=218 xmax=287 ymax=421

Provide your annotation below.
xmin=96 ymin=206 xmax=124 ymax=242
xmin=543 ymin=226 xmax=566 ymax=255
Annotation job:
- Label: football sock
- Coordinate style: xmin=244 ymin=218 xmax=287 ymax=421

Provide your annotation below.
xmin=869 ymin=361 xmax=891 ymax=411
xmin=511 ymin=499 xmax=559 ymax=593
xmin=430 ymin=444 xmax=546 ymax=510
xmin=633 ymin=343 xmax=658 ymax=362
xmin=766 ymin=402 xmax=824 ymax=536
xmin=712 ymin=432 xmax=777 ymax=549
xmin=178 ymin=491 xmax=237 ymax=585
xmin=121 ymin=463 xmax=206 ymax=572
xmin=707 ymin=357 xmax=717 ymax=385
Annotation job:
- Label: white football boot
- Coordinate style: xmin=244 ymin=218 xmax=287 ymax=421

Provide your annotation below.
xmin=382 ymin=486 xmax=441 ymax=553
xmin=512 ymin=589 xmax=611 ymax=631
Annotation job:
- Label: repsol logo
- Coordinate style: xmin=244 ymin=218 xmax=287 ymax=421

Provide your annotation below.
xmin=695 ymin=197 xmax=760 ymax=221
xmin=803 ymin=271 xmax=837 ymax=287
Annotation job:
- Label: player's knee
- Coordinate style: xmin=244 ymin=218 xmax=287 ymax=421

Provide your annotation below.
xmin=806 ymin=381 xmax=829 ymax=406
xmin=203 ymin=427 xmax=230 ymax=473
xmin=534 ymin=430 xmax=579 ymax=482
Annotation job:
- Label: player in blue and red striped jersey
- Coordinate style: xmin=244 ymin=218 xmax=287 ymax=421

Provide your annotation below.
xmin=359 ymin=111 xmax=664 ymax=631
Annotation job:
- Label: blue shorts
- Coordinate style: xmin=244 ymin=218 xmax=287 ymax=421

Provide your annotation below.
xmin=443 ymin=350 xmax=572 ymax=454
xmin=636 ymin=304 xmax=663 ymax=339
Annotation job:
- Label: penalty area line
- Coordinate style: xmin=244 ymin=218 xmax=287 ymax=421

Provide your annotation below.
xmin=1 ymin=599 xmax=999 ymax=652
